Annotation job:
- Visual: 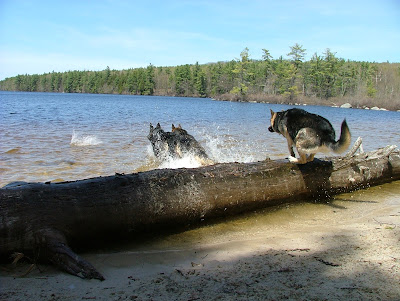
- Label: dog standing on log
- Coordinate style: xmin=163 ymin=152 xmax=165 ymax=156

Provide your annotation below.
xmin=268 ymin=108 xmax=351 ymax=164
xmin=148 ymin=123 xmax=213 ymax=165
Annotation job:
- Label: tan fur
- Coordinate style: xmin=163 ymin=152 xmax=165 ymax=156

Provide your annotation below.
xmin=270 ymin=110 xmax=277 ymax=129
xmin=172 ymin=124 xmax=182 ymax=132
xmin=175 ymin=144 xmax=183 ymax=158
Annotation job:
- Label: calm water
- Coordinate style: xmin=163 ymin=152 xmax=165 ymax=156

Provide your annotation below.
xmin=1 ymin=91 xmax=399 ymax=187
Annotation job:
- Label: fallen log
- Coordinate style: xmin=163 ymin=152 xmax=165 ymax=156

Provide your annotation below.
xmin=1 ymin=145 xmax=399 ymax=280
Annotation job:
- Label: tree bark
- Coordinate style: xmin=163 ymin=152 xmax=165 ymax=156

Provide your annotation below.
xmin=1 ymin=145 xmax=399 ymax=280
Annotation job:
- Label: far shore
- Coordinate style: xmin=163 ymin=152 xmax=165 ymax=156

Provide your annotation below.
xmin=211 ymin=92 xmax=400 ymax=112
xmin=1 ymin=89 xmax=400 ymax=111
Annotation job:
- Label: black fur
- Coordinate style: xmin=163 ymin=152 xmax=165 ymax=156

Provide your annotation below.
xmin=272 ymin=108 xmax=336 ymax=146
xmin=147 ymin=123 xmax=172 ymax=160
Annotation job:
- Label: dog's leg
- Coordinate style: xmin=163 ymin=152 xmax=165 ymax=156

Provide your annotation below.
xmin=298 ymin=153 xmax=308 ymax=164
xmin=289 ymin=152 xmax=307 ymax=164
xmin=287 ymin=147 xmax=297 ymax=162
xmin=286 ymin=135 xmax=298 ymax=162
xmin=289 ymin=146 xmax=296 ymax=158
xmin=285 ymin=134 xmax=296 ymax=158
xmin=307 ymin=154 xmax=315 ymax=162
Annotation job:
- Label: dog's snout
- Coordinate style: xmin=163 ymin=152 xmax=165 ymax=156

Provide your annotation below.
xmin=268 ymin=126 xmax=274 ymax=132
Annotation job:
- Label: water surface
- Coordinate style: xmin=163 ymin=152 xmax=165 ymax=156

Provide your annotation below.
xmin=1 ymin=91 xmax=399 ymax=186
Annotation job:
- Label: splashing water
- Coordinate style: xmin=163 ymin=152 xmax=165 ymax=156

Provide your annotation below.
xmin=159 ymin=155 xmax=205 ymax=169
xmin=144 ymin=145 xmax=203 ymax=169
xmin=146 ymin=132 xmax=263 ymax=171
xmin=204 ymin=134 xmax=261 ymax=164
xmin=70 ymin=130 xmax=103 ymax=147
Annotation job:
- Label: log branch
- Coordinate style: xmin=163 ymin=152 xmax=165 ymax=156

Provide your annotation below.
xmin=345 ymin=137 xmax=363 ymax=158
xmin=34 ymin=228 xmax=105 ymax=280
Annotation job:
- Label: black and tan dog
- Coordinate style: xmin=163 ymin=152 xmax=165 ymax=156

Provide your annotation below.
xmin=148 ymin=123 xmax=213 ymax=165
xmin=268 ymin=108 xmax=351 ymax=164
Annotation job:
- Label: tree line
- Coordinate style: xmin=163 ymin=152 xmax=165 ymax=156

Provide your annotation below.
xmin=1 ymin=44 xmax=399 ymax=109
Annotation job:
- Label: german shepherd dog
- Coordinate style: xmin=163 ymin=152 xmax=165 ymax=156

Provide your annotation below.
xmin=148 ymin=123 xmax=213 ymax=165
xmin=268 ymin=108 xmax=351 ymax=164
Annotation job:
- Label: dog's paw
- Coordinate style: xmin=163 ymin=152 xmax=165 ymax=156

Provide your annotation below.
xmin=288 ymin=156 xmax=299 ymax=163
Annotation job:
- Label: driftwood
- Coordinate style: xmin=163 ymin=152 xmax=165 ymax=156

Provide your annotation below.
xmin=1 ymin=144 xmax=399 ymax=280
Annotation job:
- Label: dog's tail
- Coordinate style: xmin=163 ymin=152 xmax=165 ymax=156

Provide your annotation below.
xmin=329 ymin=119 xmax=351 ymax=154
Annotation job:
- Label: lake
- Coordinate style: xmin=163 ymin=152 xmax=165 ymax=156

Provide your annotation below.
xmin=0 ymin=91 xmax=399 ymax=187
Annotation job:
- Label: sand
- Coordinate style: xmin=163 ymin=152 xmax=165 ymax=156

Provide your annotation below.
xmin=1 ymin=181 xmax=400 ymax=301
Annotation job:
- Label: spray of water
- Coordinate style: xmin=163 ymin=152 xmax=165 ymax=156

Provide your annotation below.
xmin=145 ymin=132 xmax=264 ymax=170
xmin=204 ymin=134 xmax=260 ymax=163
xmin=70 ymin=130 xmax=102 ymax=146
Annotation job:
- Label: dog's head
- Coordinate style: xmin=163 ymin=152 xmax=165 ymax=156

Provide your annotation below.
xmin=148 ymin=123 xmax=169 ymax=158
xmin=268 ymin=109 xmax=277 ymax=133
xmin=148 ymin=123 xmax=163 ymax=141
xmin=268 ymin=109 xmax=286 ymax=135
xmin=172 ymin=124 xmax=188 ymax=135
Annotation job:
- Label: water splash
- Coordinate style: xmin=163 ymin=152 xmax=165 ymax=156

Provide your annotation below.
xmin=70 ymin=130 xmax=102 ymax=146
xmin=204 ymin=134 xmax=260 ymax=163
xmin=159 ymin=155 xmax=205 ymax=169
xmin=143 ymin=145 xmax=202 ymax=169
xmin=145 ymin=133 xmax=263 ymax=170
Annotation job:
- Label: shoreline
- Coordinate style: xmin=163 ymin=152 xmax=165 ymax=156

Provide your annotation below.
xmin=1 ymin=89 xmax=400 ymax=111
xmin=1 ymin=181 xmax=399 ymax=300
xmin=211 ymin=93 xmax=400 ymax=112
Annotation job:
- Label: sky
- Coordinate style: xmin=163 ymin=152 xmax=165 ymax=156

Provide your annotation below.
xmin=0 ymin=0 xmax=399 ymax=80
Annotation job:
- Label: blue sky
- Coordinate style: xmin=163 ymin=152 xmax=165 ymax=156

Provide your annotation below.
xmin=0 ymin=0 xmax=399 ymax=80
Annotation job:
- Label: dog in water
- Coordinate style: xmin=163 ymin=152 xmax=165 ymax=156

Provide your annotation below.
xmin=148 ymin=123 xmax=213 ymax=165
xmin=268 ymin=108 xmax=351 ymax=164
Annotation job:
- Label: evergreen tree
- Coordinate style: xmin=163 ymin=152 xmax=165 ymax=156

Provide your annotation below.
xmin=286 ymin=43 xmax=306 ymax=100
xmin=0 ymin=45 xmax=399 ymax=110
xmin=174 ymin=64 xmax=192 ymax=96
xmin=193 ymin=62 xmax=207 ymax=97
xmin=261 ymin=48 xmax=274 ymax=93
xmin=231 ymin=47 xmax=252 ymax=100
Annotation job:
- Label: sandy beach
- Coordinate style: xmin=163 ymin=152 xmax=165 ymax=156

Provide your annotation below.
xmin=1 ymin=180 xmax=399 ymax=301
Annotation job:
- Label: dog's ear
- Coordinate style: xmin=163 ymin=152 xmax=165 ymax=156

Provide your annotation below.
xmin=156 ymin=123 xmax=161 ymax=129
xmin=150 ymin=123 xmax=154 ymax=131
xmin=270 ymin=109 xmax=275 ymax=118
xmin=177 ymin=124 xmax=182 ymax=129
xmin=172 ymin=124 xmax=176 ymax=131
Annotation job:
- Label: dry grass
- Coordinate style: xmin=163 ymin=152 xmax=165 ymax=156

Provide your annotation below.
xmin=214 ymin=93 xmax=400 ymax=111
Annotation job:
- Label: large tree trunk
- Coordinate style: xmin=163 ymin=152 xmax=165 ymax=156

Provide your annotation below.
xmin=1 ymin=144 xmax=399 ymax=280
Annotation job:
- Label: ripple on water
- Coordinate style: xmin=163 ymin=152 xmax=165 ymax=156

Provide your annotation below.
xmin=4 ymin=147 xmax=23 ymax=154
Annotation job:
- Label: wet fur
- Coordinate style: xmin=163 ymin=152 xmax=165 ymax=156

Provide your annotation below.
xmin=268 ymin=108 xmax=351 ymax=164
xmin=148 ymin=123 xmax=213 ymax=165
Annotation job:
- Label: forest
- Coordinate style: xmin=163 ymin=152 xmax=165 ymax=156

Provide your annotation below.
xmin=1 ymin=44 xmax=399 ymax=110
